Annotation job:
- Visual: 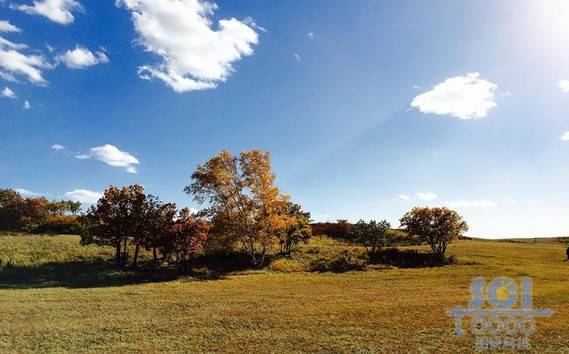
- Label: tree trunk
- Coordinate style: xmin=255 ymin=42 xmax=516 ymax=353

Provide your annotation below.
xmin=132 ymin=243 xmax=140 ymax=268
xmin=115 ymin=241 xmax=122 ymax=266
xmin=121 ymin=237 xmax=128 ymax=267
xmin=152 ymin=247 xmax=158 ymax=268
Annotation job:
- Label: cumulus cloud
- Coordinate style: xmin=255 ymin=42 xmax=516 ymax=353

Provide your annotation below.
xmin=1 ymin=86 xmax=16 ymax=98
xmin=15 ymin=188 xmax=43 ymax=197
xmin=416 ymin=192 xmax=438 ymax=201
xmin=560 ymin=80 xmax=569 ymax=92
xmin=56 ymin=46 xmax=109 ymax=69
xmin=444 ymin=200 xmax=497 ymax=209
xmin=117 ymin=0 xmax=259 ymax=93
xmin=23 ymin=100 xmax=31 ymax=109
xmin=12 ymin=0 xmax=83 ymax=25
xmin=561 ymin=131 xmax=569 ymax=141
xmin=51 ymin=143 xmax=64 ymax=151
xmin=64 ymin=189 xmax=101 ymax=204
xmin=77 ymin=144 xmax=140 ymax=173
xmin=0 ymin=22 xmax=53 ymax=85
xmin=411 ymin=73 xmax=498 ymax=119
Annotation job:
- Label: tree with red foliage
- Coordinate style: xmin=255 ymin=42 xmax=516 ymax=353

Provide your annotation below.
xmin=171 ymin=208 xmax=209 ymax=274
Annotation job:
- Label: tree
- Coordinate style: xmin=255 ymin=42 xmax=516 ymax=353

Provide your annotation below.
xmin=81 ymin=185 xmax=148 ymax=267
xmin=351 ymin=219 xmax=392 ymax=255
xmin=142 ymin=196 xmax=177 ymax=267
xmin=400 ymin=207 xmax=468 ymax=258
xmin=186 ymin=150 xmax=291 ymax=266
xmin=171 ymin=208 xmax=209 ymax=274
xmin=0 ymin=189 xmax=25 ymax=230
xmin=277 ymin=202 xmax=311 ymax=257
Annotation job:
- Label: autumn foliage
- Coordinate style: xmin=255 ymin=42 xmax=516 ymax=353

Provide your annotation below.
xmin=0 ymin=189 xmax=81 ymax=233
xmin=186 ymin=150 xmax=311 ymax=266
xmin=400 ymin=207 xmax=468 ymax=257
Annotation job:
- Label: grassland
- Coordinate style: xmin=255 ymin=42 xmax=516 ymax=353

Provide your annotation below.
xmin=1 ymin=234 xmax=569 ymax=353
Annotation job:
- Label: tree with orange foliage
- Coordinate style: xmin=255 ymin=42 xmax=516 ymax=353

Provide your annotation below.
xmin=186 ymin=150 xmax=293 ymax=266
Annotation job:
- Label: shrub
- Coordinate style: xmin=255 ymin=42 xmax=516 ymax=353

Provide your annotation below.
xmin=350 ymin=219 xmax=392 ymax=256
xmin=309 ymin=250 xmax=367 ymax=273
xmin=268 ymin=258 xmax=304 ymax=272
xmin=370 ymin=248 xmax=457 ymax=268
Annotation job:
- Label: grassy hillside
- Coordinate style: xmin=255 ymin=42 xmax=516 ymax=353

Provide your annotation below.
xmin=1 ymin=234 xmax=568 ymax=353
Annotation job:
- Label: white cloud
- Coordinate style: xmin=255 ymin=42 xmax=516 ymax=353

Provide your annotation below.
xmin=64 ymin=189 xmax=101 ymax=204
xmin=315 ymin=213 xmax=331 ymax=222
xmin=559 ymin=80 xmax=569 ymax=92
xmin=398 ymin=194 xmax=411 ymax=200
xmin=117 ymin=0 xmax=259 ymax=93
xmin=15 ymin=188 xmax=42 ymax=197
xmin=411 ymin=72 xmax=498 ymax=119
xmin=0 ymin=20 xmax=21 ymax=33
xmin=51 ymin=143 xmax=64 ymax=151
xmin=77 ymin=144 xmax=140 ymax=173
xmin=307 ymin=31 xmax=314 ymax=39
xmin=561 ymin=131 xmax=569 ymax=141
xmin=293 ymin=53 xmax=301 ymax=62
xmin=416 ymin=192 xmax=438 ymax=201
xmin=23 ymin=100 xmax=31 ymax=109
xmin=444 ymin=199 xmax=497 ymax=209
xmin=12 ymin=0 xmax=83 ymax=25
xmin=0 ymin=25 xmax=53 ymax=85
xmin=56 ymin=46 xmax=109 ymax=69
xmin=1 ymin=86 xmax=16 ymax=98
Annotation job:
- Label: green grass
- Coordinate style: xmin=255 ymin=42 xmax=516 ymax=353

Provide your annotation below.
xmin=1 ymin=234 xmax=569 ymax=352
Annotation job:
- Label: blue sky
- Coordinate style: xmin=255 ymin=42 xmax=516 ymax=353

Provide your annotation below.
xmin=1 ymin=0 xmax=569 ymax=237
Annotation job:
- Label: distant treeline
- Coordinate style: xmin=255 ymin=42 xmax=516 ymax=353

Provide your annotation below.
xmin=0 ymin=189 xmax=81 ymax=234
xmin=311 ymin=221 xmax=418 ymax=245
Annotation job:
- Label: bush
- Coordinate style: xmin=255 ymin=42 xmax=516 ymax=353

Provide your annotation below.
xmin=309 ymin=250 xmax=367 ymax=273
xmin=268 ymin=258 xmax=304 ymax=272
xmin=310 ymin=221 xmax=353 ymax=240
xmin=370 ymin=248 xmax=457 ymax=268
xmin=33 ymin=216 xmax=82 ymax=235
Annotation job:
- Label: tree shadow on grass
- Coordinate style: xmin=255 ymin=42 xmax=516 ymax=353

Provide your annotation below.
xmin=0 ymin=252 xmax=263 ymax=289
xmin=0 ymin=260 xmax=181 ymax=289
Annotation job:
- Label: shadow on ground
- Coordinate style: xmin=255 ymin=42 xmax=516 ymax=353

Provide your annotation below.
xmin=0 ymin=260 xmax=181 ymax=289
xmin=0 ymin=252 xmax=263 ymax=289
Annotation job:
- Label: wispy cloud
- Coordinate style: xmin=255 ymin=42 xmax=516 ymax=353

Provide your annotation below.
xmin=76 ymin=144 xmax=140 ymax=173
xmin=416 ymin=192 xmax=438 ymax=201
xmin=15 ymin=188 xmax=43 ymax=197
xmin=0 ymin=22 xmax=53 ymax=86
xmin=23 ymin=100 xmax=31 ymax=109
xmin=561 ymin=131 xmax=569 ymax=141
xmin=12 ymin=0 xmax=83 ymax=25
xmin=1 ymin=86 xmax=16 ymax=98
xmin=51 ymin=143 xmax=64 ymax=151
xmin=444 ymin=199 xmax=497 ymax=209
xmin=64 ymin=189 xmax=101 ymax=204
xmin=559 ymin=79 xmax=569 ymax=92
xmin=398 ymin=194 xmax=411 ymax=200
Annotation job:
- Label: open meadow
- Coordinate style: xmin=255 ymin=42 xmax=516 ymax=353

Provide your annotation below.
xmin=1 ymin=234 xmax=568 ymax=353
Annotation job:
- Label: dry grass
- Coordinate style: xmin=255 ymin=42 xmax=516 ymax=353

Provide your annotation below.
xmin=1 ymin=234 xmax=569 ymax=353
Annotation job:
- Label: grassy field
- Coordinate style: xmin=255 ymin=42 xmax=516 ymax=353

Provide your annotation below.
xmin=1 ymin=234 xmax=569 ymax=353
